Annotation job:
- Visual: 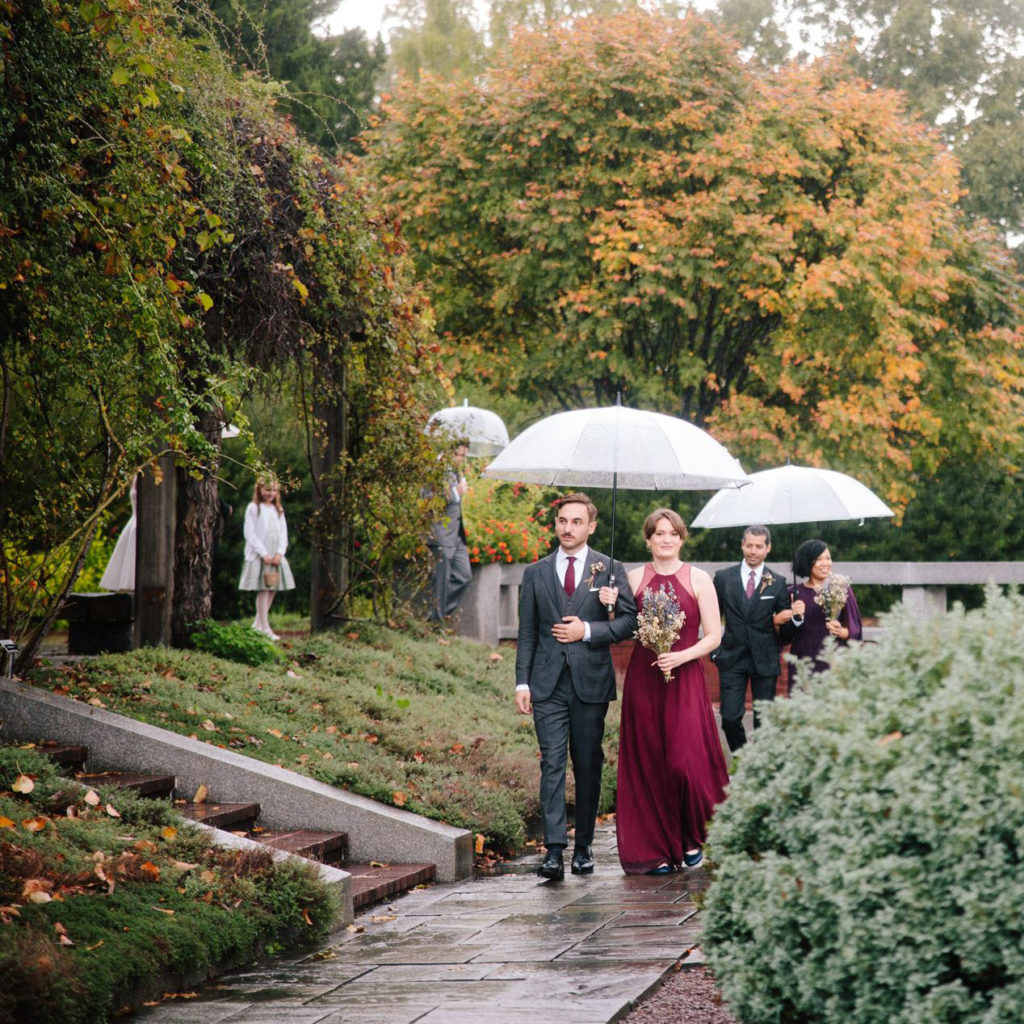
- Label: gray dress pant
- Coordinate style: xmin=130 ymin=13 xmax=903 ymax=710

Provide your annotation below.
xmin=532 ymin=667 xmax=608 ymax=849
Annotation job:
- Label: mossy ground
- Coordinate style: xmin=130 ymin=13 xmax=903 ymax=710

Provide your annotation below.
xmin=0 ymin=745 xmax=340 ymax=1024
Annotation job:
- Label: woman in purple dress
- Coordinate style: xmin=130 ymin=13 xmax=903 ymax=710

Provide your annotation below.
xmin=599 ymin=508 xmax=729 ymax=875
xmin=784 ymin=539 xmax=862 ymax=676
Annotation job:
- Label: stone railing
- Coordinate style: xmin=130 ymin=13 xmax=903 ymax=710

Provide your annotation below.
xmin=456 ymin=561 xmax=1024 ymax=647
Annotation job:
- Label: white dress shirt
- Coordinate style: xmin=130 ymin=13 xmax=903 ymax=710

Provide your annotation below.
xmin=743 ymin=562 xmax=764 ymax=591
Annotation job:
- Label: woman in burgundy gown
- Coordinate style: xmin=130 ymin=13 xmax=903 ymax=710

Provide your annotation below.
xmin=783 ymin=539 xmax=862 ymax=677
xmin=600 ymin=508 xmax=730 ymax=875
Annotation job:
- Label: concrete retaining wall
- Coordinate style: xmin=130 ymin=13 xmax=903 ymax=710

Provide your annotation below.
xmin=0 ymin=678 xmax=474 ymax=883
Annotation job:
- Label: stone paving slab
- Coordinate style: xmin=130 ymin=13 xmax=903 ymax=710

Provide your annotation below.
xmin=128 ymin=822 xmax=706 ymax=1024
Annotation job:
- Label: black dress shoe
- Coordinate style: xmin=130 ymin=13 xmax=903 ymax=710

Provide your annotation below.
xmin=570 ymin=846 xmax=594 ymax=874
xmin=537 ymin=849 xmax=565 ymax=880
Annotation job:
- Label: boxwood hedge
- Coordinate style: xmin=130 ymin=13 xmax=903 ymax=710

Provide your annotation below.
xmin=703 ymin=588 xmax=1024 ymax=1024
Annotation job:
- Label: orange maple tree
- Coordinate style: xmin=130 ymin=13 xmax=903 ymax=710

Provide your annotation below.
xmin=361 ymin=11 xmax=1024 ymax=511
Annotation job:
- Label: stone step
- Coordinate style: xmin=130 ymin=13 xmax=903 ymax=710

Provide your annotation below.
xmin=247 ymin=827 xmax=349 ymax=865
xmin=27 ymin=739 xmax=438 ymax=910
xmin=75 ymin=769 xmax=176 ymax=798
xmin=345 ymin=862 xmax=436 ymax=911
xmin=176 ymin=799 xmax=261 ymax=831
xmin=35 ymin=740 xmax=89 ymax=770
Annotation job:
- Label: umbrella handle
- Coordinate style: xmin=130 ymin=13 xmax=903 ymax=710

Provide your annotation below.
xmin=606 ymin=569 xmax=616 ymax=616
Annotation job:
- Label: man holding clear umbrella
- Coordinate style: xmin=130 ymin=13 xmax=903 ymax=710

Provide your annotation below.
xmin=515 ymin=493 xmax=637 ymax=880
xmin=427 ymin=442 xmax=473 ymax=623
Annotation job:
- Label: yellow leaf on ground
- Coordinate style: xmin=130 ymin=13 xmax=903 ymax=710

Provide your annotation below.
xmin=475 ymin=833 xmax=486 ymax=854
xmin=21 ymin=816 xmax=48 ymax=833
xmin=140 ymin=862 xmax=161 ymax=881
xmin=23 ymin=879 xmax=52 ymax=900
xmin=12 ymin=774 xmax=34 ymax=794
xmin=192 ymin=784 xmax=208 ymax=804
xmin=0 ymin=816 xmax=15 ymax=829
xmin=161 ymin=826 xmax=178 ymax=841
xmin=393 ymin=791 xmax=406 ymax=806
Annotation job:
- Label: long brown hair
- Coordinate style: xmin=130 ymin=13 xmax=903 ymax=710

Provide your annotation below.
xmin=252 ymin=477 xmax=284 ymax=515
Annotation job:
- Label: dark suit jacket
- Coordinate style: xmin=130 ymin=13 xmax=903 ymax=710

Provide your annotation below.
xmin=712 ymin=564 xmax=790 ymax=678
xmin=515 ymin=549 xmax=637 ymax=703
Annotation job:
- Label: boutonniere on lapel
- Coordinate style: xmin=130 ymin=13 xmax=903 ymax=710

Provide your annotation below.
xmin=585 ymin=561 xmax=606 ymax=591
xmin=759 ymin=570 xmax=775 ymax=594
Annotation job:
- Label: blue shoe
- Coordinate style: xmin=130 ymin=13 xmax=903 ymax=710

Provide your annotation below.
xmin=683 ymin=849 xmax=703 ymax=869
xmin=645 ymin=863 xmax=673 ymax=875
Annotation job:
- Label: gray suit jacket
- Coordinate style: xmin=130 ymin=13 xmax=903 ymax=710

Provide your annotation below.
xmin=515 ymin=549 xmax=637 ymax=703
xmin=429 ymin=471 xmax=467 ymax=551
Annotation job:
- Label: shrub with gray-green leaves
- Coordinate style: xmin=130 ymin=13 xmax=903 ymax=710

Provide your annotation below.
xmin=703 ymin=587 xmax=1024 ymax=1024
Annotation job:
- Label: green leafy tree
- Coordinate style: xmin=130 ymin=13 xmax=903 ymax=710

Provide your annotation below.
xmin=711 ymin=0 xmax=1024 ymax=238
xmin=0 ymin=0 xmax=235 ymax=663
xmin=204 ymin=0 xmax=387 ymax=151
xmin=361 ymin=10 xmax=1024 ymax=513
xmin=385 ymin=0 xmax=488 ymax=82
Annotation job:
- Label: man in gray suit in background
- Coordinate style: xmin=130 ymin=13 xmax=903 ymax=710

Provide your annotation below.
xmin=427 ymin=442 xmax=472 ymax=623
xmin=515 ymin=492 xmax=636 ymax=880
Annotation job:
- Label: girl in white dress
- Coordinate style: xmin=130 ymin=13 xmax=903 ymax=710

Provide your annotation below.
xmin=238 ymin=478 xmax=295 ymax=641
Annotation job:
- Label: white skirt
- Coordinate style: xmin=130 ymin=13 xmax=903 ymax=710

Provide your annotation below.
xmin=100 ymin=515 xmax=137 ymax=592
xmin=238 ymin=555 xmax=295 ymax=592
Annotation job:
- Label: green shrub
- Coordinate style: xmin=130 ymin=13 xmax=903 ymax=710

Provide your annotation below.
xmin=189 ymin=619 xmax=282 ymax=665
xmin=702 ymin=588 xmax=1024 ymax=1024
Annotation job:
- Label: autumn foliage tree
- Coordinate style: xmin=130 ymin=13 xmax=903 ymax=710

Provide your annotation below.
xmin=361 ymin=11 xmax=1024 ymax=511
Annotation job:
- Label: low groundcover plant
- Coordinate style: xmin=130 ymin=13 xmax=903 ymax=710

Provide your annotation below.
xmin=0 ymin=745 xmax=339 ymax=1024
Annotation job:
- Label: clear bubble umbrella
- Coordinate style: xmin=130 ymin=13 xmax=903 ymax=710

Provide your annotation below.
xmin=483 ymin=403 xmax=749 ymax=600
xmin=691 ymin=464 xmax=893 ymax=529
xmin=426 ymin=399 xmax=510 ymax=457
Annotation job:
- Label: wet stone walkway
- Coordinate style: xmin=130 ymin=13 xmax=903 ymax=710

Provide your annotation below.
xmin=129 ymin=821 xmax=709 ymax=1024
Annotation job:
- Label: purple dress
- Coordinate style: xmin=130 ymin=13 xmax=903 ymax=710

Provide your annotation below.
xmin=616 ymin=564 xmax=730 ymax=874
xmin=787 ymin=581 xmax=863 ymax=674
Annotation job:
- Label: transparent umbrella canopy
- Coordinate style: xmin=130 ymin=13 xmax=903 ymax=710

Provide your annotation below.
xmin=426 ymin=399 xmax=510 ymax=457
xmin=483 ymin=404 xmax=749 ymax=569
xmin=691 ymin=464 xmax=893 ymax=529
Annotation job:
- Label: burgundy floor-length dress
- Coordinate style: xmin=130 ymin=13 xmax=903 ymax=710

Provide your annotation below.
xmin=616 ymin=564 xmax=730 ymax=874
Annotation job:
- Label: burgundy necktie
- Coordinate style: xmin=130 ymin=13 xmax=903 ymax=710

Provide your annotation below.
xmin=745 ymin=569 xmax=756 ymax=599
xmin=564 ymin=556 xmax=576 ymax=597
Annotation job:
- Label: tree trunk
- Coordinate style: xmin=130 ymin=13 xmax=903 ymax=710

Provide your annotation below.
xmin=135 ymin=455 xmax=177 ymax=648
xmin=170 ymin=409 xmax=222 ymax=646
xmin=310 ymin=376 xmax=349 ymax=633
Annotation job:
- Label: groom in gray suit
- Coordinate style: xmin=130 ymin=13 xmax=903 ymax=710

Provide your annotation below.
xmin=515 ymin=492 xmax=636 ymax=880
